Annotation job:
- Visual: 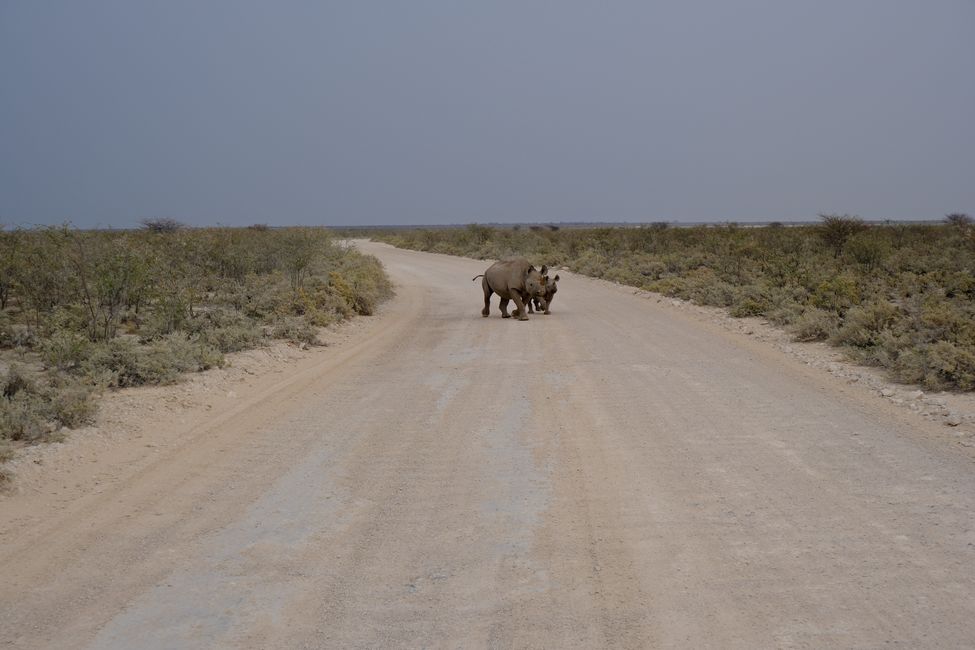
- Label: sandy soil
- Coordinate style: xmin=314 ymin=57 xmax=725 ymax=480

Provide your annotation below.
xmin=2 ymin=241 xmax=974 ymax=648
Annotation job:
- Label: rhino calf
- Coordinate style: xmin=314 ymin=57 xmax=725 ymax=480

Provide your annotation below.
xmin=473 ymin=259 xmax=550 ymax=321
xmin=526 ymin=274 xmax=560 ymax=314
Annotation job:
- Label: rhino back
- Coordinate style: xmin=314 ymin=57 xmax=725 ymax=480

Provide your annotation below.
xmin=484 ymin=258 xmax=532 ymax=295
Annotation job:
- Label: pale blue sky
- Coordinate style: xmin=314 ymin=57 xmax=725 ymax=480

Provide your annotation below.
xmin=1 ymin=1 xmax=973 ymax=228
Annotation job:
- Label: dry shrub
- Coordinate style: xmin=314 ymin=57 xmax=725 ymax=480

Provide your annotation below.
xmin=81 ymin=335 xmax=223 ymax=388
xmin=925 ymin=341 xmax=975 ymax=390
xmin=0 ymin=441 xmax=13 ymax=484
xmin=791 ymin=308 xmax=840 ymax=342
xmin=832 ymin=301 xmax=901 ymax=348
xmin=812 ymin=273 xmax=861 ymax=313
xmin=269 ymin=317 xmax=320 ymax=345
xmin=1 ymin=366 xmax=96 ymax=441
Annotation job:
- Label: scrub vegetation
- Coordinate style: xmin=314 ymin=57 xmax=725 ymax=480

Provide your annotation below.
xmin=373 ymin=215 xmax=975 ymax=392
xmin=0 ymin=224 xmax=392 ymax=458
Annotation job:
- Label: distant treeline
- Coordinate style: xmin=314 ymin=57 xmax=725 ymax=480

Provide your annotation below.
xmin=374 ymin=215 xmax=975 ymax=392
xmin=333 ymin=218 xmax=945 ymax=233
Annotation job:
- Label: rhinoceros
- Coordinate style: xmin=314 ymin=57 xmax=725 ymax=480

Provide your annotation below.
xmin=472 ymin=259 xmax=550 ymax=320
xmin=527 ymin=273 xmax=560 ymax=314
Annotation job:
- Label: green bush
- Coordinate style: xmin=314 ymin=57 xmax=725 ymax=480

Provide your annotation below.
xmin=41 ymin=330 xmax=91 ymax=370
xmin=82 ymin=335 xmax=223 ymax=388
xmin=844 ymin=232 xmax=889 ymax=269
xmin=0 ymin=392 xmax=47 ymax=441
xmin=269 ymin=317 xmax=320 ymax=345
xmin=925 ymin=341 xmax=975 ymax=390
xmin=729 ymin=286 xmax=771 ymax=317
xmin=0 ymin=312 xmax=12 ymax=347
xmin=790 ymin=308 xmax=840 ymax=342
xmin=46 ymin=377 xmax=98 ymax=428
xmin=832 ymin=301 xmax=900 ymax=348
xmin=0 ymin=439 xmax=14 ymax=483
xmin=1 ymin=365 xmax=96 ymax=441
xmin=811 ymin=273 xmax=861 ymax=313
xmin=198 ymin=322 xmax=266 ymax=353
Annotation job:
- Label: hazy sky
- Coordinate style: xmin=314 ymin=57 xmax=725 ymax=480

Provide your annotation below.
xmin=2 ymin=1 xmax=973 ymax=228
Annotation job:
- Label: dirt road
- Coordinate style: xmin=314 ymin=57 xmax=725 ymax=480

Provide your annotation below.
xmin=2 ymin=241 xmax=974 ymax=648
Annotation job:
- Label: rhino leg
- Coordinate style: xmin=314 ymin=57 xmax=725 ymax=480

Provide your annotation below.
xmin=499 ymin=297 xmax=511 ymax=318
xmin=481 ymin=278 xmax=492 ymax=317
xmin=510 ymin=292 xmax=529 ymax=321
xmin=526 ymin=298 xmax=535 ymax=314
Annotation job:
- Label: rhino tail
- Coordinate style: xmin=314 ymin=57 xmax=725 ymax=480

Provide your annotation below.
xmin=472 ymin=274 xmax=484 ymax=281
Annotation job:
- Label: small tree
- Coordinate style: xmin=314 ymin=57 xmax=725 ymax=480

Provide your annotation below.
xmin=140 ymin=217 xmax=185 ymax=233
xmin=279 ymin=228 xmax=323 ymax=292
xmin=945 ymin=213 xmax=972 ymax=227
xmin=65 ymin=232 xmax=150 ymax=341
xmin=818 ymin=213 xmax=865 ymax=257
xmin=0 ymin=229 xmax=22 ymax=310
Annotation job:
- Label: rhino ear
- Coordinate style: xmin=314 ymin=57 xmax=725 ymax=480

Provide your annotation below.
xmin=540 ymin=265 xmax=548 ymax=275
xmin=553 ymin=274 xmax=560 ymax=282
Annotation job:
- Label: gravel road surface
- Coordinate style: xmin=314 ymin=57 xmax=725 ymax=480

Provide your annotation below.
xmin=2 ymin=241 xmax=974 ymax=648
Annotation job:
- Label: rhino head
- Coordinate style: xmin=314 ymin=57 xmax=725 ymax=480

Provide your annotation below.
xmin=524 ymin=264 xmax=549 ymax=303
xmin=530 ymin=269 xmax=559 ymax=314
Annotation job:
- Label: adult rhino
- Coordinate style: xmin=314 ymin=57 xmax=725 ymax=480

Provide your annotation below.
xmin=473 ymin=259 xmax=550 ymax=320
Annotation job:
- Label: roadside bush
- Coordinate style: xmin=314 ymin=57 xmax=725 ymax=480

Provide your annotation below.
xmin=729 ymin=286 xmax=772 ymax=317
xmin=790 ymin=308 xmax=841 ymax=342
xmin=198 ymin=322 xmax=266 ymax=353
xmin=832 ymin=301 xmax=901 ymax=348
xmin=925 ymin=341 xmax=975 ymax=391
xmin=0 ymin=440 xmax=14 ymax=484
xmin=82 ymin=335 xmax=223 ymax=388
xmin=0 ymin=392 xmax=46 ymax=442
xmin=269 ymin=317 xmax=320 ymax=345
xmin=1 ymin=366 xmax=96 ymax=441
xmin=918 ymin=297 xmax=971 ymax=340
xmin=46 ymin=377 xmax=98 ymax=428
xmin=332 ymin=254 xmax=394 ymax=316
